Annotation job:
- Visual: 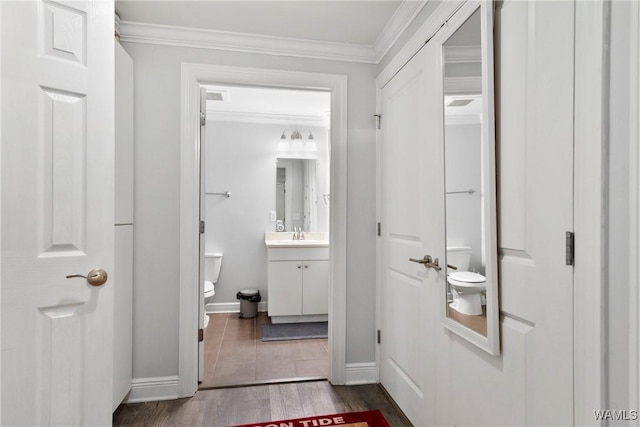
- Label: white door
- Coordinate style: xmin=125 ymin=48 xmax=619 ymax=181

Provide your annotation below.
xmin=378 ymin=1 xmax=576 ymax=425
xmin=466 ymin=1 xmax=574 ymax=424
xmin=378 ymin=39 xmax=444 ymax=426
xmin=1 ymin=1 xmax=115 ymax=425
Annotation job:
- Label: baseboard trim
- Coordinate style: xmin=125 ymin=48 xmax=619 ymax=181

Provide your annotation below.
xmin=345 ymin=362 xmax=378 ymax=385
xmin=205 ymin=301 xmax=268 ymax=313
xmin=126 ymin=376 xmax=179 ymax=403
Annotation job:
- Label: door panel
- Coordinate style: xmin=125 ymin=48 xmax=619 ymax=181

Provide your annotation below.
xmin=269 ymin=261 xmax=304 ymax=316
xmin=302 ymin=260 xmax=329 ymax=315
xmin=1 ymin=1 xmax=115 ymax=425
xmin=379 ymin=40 xmax=444 ymax=427
xmin=491 ymin=1 xmax=575 ymax=424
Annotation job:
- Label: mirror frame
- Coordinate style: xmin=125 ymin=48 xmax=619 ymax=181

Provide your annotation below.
xmin=438 ymin=0 xmax=500 ymax=356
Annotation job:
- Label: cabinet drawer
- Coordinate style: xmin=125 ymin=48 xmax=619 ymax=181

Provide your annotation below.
xmin=267 ymin=247 xmax=329 ymax=261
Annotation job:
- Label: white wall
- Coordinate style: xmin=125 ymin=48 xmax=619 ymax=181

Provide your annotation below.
xmin=204 ymin=120 xmax=328 ymax=304
xmin=122 ymin=42 xmax=378 ymax=380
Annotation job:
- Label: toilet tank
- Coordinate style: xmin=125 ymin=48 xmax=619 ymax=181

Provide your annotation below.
xmin=446 ymin=246 xmax=471 ymax=271
xmin=204 ymin=253 xmax=223 ymax=283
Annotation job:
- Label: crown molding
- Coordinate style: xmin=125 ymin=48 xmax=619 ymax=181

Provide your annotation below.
xmin=118 ymin=1 xmax=426 ymax=65
xmin=373 ymin=0 xmax=428 ymax=62
xmin=444 ymin=45 xmax=482 ymax=63
xmin=444 ymin=76 xmax=482 ymax=94
xmin=119 ymin=20 xmax=378 ymax=64
xmin=206 ymin=110 xmax=327 ymax=127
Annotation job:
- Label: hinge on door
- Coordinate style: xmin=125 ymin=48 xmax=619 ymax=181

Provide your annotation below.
xmin=198 ymin=328 xmax=204 ymax=342
xmin=200 ymin=220 xmax=205 ymax=234
xmin=374 ymin=114 xmax=382 ymax=130
xmin=200 ymin=112 xmax=206 ymax=126
xmin=377 ymin=222 xmax=381 ymax=236
xmin=566 ymin=231 xmax=575 ymax=266
xmin=377 ymin=329 xmax=381 ymax=344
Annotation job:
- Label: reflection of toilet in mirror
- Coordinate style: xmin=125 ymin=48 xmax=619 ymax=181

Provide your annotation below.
xmin=203 ymin=252 xmax=223 ymax=328
xmin=446 ymin=246 xmax=486 ymax=315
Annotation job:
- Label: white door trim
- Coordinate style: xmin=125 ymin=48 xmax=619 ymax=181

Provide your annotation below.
xmin=178 ymin=63 xmax=348 ymax=396
xmin=633 ymin=0 xmax=640 ymax=413
xmin=574 ymin=1 xmax=608 ymax=423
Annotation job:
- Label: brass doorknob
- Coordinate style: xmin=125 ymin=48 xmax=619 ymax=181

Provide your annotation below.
xmin=66 ymin=268 xmax=108 ymax=287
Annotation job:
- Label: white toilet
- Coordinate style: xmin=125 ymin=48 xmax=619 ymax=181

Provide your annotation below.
xmin=203 ymin=252 xmax=223 ymax=328
xmin=446 ymin=246 xmax=486 ymax=315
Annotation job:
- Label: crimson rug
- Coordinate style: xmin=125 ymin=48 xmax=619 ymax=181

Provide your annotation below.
xmin=230 ymin=409 xmax=391 ymax=427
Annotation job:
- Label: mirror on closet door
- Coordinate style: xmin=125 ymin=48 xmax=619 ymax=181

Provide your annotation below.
xmin=439 ymin=1 xmax=500 ymax=355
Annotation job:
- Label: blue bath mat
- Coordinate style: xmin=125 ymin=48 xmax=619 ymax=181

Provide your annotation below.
xmin=261 ymin=321 xmax=328 ymax=342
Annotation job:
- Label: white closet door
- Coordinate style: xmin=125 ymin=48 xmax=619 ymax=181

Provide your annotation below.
xmin=379 ymin=38 xmax=444 ymax=426
xmin=378 ymin=2 xmax=575 ymax=425
xmin=1 ymin=1 xmax=115 ymax=425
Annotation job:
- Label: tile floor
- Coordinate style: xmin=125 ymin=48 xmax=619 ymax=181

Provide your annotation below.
xmin=201 ymin=312 xmax=328 ymax=389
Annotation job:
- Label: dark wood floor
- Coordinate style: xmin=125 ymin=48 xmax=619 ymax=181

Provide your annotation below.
xmin=202 ymin=312 xmax=328 ymax=388
xmin=113 ymin=380 xmax=413 ymax=427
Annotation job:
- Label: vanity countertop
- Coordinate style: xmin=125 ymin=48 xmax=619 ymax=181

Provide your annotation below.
xmin=264 ymin=232 xmax=329 ymax=248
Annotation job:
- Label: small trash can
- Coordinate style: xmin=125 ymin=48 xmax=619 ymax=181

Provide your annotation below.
xmin=236 ymin=289 xmax=261 ymax=318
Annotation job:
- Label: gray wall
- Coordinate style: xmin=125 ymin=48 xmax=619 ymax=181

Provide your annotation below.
xmin=122 ymin=42 xmax=378 ymax=379
xmin=204 ymin=120 xmax=328 ymax=304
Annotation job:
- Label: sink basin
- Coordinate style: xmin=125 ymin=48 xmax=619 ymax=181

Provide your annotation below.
xmin=265 ymin=239 xmax=329 ymax=248
xmin=264 ymin=231 xmax=329 ymax=248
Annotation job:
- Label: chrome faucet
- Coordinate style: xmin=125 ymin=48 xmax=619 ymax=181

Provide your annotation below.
xmin=292 ymin=227 xmax=305 ymax=240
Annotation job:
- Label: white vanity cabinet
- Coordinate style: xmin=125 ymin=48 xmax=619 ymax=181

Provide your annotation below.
xmin=267 ymin=246 xmax=329 ymax=323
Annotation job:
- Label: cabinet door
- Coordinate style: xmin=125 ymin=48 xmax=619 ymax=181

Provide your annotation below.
xmin=302 ymin=260 xmax=330 ymax=315
xmin=268 ymin=261 xmax=303 ymax=316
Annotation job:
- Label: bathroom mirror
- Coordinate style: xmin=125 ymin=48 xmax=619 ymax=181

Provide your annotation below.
xmin=440 ymin=2 xmax=499 ymax=355
xmin=275 ymin=157 xmax=328 ymax=232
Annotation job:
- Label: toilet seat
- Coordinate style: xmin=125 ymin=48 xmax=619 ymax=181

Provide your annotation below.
xmin=204 ymin=280 xmax=215 ymax=298
xmin=448 ymin=271 xmax=486 ymax=288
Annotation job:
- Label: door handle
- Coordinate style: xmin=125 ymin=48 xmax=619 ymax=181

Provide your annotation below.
xmin=66 ymin=268 xmax=108 ymax=287
xmin=408 ymin=255 xmax=442 ymax=271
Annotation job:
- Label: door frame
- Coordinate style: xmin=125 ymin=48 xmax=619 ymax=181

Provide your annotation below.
xmin=375 ymin=0 xmax=608 ymax=422
xmin=178 ymin=63 xmax=348 ymax=396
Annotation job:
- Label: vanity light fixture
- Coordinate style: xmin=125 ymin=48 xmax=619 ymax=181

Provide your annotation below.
xmin=278 ymin=129 xmax=317 ymax=153
xmin=280 ymin=129 xmax=314 ymax=141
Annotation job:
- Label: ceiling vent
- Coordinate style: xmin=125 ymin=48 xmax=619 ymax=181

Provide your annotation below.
xmin=447 ymin=99 xmax=473 ymax=107
xmin=206 ymin=91 xmax=227 ymax=102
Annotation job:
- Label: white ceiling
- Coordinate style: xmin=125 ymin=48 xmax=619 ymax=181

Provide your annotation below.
xmin=204 ymin=85 xmax=331 ymax=121
xmin=115 ymin=0 xmax=403 ymax=46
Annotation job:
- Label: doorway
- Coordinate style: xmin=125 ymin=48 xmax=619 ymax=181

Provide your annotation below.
xmin=199 ymin=84 xmax=331 ymax=388
xmin=178 ymin=64 xmax=348 ymax=397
